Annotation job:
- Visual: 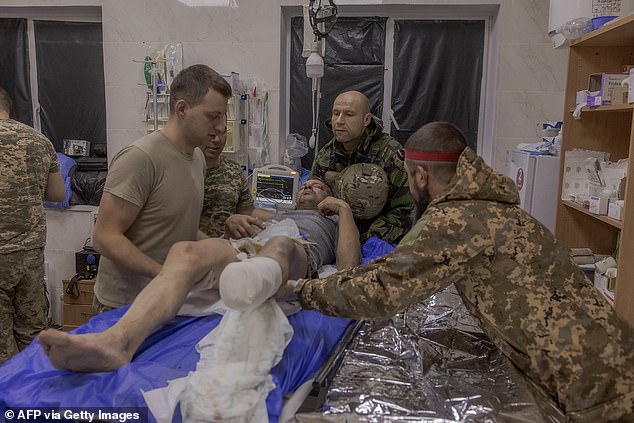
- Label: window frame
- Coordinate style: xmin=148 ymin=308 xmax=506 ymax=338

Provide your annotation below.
xmin=0 ymin=6 xmax=102 ymax=133
xmin=280 ymin=3 xmax=500 ymax=163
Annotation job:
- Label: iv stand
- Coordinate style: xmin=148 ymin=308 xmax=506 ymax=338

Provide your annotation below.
xmin=151 ymin=62 xmax=159 ymax=132
xmin=134 ymin=58 xmax=163 ymax=132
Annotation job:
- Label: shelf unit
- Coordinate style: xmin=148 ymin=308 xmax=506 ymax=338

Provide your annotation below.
xmin=145 ymin=92 xmax=170 ymax=133
xmin=555 ymin=14 xmax=634 ymax=326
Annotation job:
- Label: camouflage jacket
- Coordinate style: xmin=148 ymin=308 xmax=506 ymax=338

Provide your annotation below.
xmin=0 ymin=119 xmax=60 ymax=253
xmin=299 ymin=147 xmax=634 ymax=421
xmin=310 ymin=116 xmax=414 ymax=244
xmin=199 ymin=156 xmax=252 ymax=238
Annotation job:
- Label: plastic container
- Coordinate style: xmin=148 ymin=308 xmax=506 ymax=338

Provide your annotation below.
xmin=558 ymin=17 xmax=593 ymax=39
xmin=283 ymin=133 xmax=308 ymax=171
xmin=592 ymin=16 xmax=617 ymax=30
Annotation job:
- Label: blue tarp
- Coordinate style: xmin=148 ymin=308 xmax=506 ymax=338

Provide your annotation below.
xmin=0 ymin=308 xmax=352 ymax=423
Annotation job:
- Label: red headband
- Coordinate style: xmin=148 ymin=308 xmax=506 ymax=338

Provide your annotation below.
xmin=404 ymin=149 xmax=462 ymax=162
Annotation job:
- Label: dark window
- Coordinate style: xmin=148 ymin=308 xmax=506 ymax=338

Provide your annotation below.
xmin=290 ymin=16 xmax=387 ymax=168
xmin=391 ymin=20 xmax=484 ymax=149
xmin=288 ymin=16 xmax=485 ymax=163
xmin=0 ymin=18 xmax=33 ymax=125
xmin=34 ymin=20 xmax=106 ymax=156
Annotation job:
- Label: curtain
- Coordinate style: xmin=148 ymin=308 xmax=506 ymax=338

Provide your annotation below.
xmin=0 ymin=18 xmax=33 ymax=125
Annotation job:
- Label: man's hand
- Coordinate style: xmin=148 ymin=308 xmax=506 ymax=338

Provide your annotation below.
xmin=317 ymin=196 xmax=352 ymax=217
xmin=275 ymin=279 xmax=303 ymax=302
xmin=224 ymin=214 xmax=266 ymax=239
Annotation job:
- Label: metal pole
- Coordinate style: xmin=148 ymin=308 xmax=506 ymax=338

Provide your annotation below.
xmin=152 ymin=62 xmax=159 ymax=132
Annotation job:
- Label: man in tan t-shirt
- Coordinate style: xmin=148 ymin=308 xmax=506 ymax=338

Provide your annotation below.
xmin=92 ymin=65 xmax=232 ymax=311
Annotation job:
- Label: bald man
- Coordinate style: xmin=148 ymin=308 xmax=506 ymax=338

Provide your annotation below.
xmin=311 ymin=91 xmax=414 ymax=244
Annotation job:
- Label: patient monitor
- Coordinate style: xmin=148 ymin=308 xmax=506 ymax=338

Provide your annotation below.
xmin=252 ymin=165 xmax=300 ymax=211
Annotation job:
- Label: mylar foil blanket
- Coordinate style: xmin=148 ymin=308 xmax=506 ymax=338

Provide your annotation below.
xmin=295 ymin=284 xmax=565 ymax=422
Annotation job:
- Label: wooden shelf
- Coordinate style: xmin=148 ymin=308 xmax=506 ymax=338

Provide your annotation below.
xmin=570 ymin=104 xmax=634 ymax=113
xmin=556 ymin=14 xmax=634 ymax=326
xmin=561 ymin=200 xmax=623 ymax=230
xmin=571 ymin=13 xmax=634 ymax=47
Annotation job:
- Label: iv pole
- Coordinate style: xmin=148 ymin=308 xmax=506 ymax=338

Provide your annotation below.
xmin=306 ymin=0 xmax=337 ymax=160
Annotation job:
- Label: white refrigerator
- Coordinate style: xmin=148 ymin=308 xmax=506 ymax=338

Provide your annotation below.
xmin=506 ymin=150 xmax=561 ymax=233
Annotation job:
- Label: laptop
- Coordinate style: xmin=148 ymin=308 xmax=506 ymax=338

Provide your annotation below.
xmin=251 ymin=165 xmax=300 ymax=211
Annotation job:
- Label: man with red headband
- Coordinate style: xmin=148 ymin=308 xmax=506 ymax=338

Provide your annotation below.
xmin=292 ymin=121 xmax=634 ymax=422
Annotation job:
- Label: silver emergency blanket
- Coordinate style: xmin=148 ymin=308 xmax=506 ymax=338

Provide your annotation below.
xmin=295 ymin=285 xmax=566 ymax=422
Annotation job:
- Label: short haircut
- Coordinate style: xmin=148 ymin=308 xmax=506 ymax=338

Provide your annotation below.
xmin=307 ymin=177 xmax=333 ymax=196
xmin=404 ymin=122 xmax=467 ymax=184
xmin=169 ymin=64 xmax=232 ymax=114
xmin=0 ymin=86 xmax=13 ymax=115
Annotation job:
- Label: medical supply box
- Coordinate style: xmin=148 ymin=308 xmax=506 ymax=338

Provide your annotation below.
xmin=587 ymin=73 xmax=628 ymax=106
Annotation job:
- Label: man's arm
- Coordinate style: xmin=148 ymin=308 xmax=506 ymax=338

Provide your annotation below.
xmin=224 ymin=205 xmax=275 ymax=239
xmin=317 ymin=196 xmax=361 ymax=269
xmin=44 ymin=171 xmax=66 ymax=202
xmin=296 ymin=210 xmax=493 ymax=320
xmin=366 ymin=187 xmax=415 ymax=243
xmin=93 ymin=192 xmax=162 ymax=279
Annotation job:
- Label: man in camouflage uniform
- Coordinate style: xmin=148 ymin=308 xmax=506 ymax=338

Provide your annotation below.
xmin=295 ymin=121 xmax=634 ymax=422
xmin=311 ymin=91 xmax=414 ymax=244
xmin=199 ymin=132 xmax=273 ymax=239
xmin=0 ymin=87 xmax=66 ymax=365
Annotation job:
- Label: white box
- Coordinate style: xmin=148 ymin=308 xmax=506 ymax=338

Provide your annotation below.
xmin=600 ymin=287 xmax=616 ymax=307
xmin=589 ymin=195 xmax=609 ymax=215
xmin=595 ymin=270 xmax=608 ymax=290
xmin=608 ymin=199 xmax=624 ymax=220
xmin=587 ymin=73 xmax=628 ymax=106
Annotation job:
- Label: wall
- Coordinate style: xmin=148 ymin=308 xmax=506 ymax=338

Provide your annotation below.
xmin=44 ymin=207 xmax=98 ymax=325
xmin=100 ymin=0 xmax=567 ymax=171
xmin=493 ymin=0 xmax=568 ymax=169
xmin=2 ymin=0 xmax=568 ymax=171
xmin=3 ymin=0 xmax=567 ymax=320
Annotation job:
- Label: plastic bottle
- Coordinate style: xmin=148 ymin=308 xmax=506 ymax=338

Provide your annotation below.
xmin=558 ymin=17 xmax=593 ymax=39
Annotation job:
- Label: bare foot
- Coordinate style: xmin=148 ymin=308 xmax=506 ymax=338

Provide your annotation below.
xmin=37 ymin=329 xmax=133 ymax=373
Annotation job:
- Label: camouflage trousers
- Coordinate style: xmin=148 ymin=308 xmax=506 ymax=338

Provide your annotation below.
xmin=0 ymin=248 xmax=49 ymax=365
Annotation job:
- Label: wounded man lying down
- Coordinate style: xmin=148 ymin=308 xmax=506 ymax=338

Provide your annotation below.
xmin=38 ymin=178 xmax=361 ymax=372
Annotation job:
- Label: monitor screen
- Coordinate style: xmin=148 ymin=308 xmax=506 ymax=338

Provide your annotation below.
xmin=254 ymin=173 xmax=296 ymax=206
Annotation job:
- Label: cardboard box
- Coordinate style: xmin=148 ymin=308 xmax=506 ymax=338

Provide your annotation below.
xmin=587 ymin=73 xmax=628 ymax=106
xmin=595 ymin=270 xmax=609 ymax=290
xmin=608 ymin=199 xmax=624 ymax=220
xmin=611 ymin=86 xmax=629 ymax=105
xmin=589 ymin=195 xmax=609 ymax=215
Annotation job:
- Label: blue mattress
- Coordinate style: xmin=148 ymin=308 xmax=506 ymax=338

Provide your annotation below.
xmin=0 ymin=307 xmax=352 ymax=423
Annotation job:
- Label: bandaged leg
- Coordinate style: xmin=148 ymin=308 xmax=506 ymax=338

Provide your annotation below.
xmin=219 ymin=257 xmax=283 ymax=311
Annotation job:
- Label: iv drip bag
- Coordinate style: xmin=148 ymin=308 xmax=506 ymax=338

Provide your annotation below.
xmin=306 ymin=52 xmax=324 ymax=79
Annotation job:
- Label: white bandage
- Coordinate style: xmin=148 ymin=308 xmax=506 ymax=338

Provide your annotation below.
xmin=219 ymin=257 xmax=283 ymax=311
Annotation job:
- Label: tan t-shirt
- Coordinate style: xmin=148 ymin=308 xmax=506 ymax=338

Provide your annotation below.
xmin=94 ymin=131 xmax=205 ymax=307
